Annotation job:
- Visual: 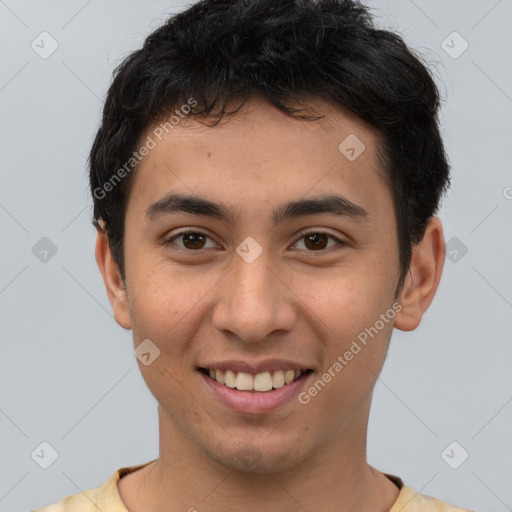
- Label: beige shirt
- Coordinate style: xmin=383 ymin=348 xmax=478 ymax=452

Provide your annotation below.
xmin=32 ymin=460 xmax=474 ymax=512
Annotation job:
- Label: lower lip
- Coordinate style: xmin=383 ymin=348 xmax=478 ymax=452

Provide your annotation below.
xmin=199 ymin=371 xmax=311 ymax=415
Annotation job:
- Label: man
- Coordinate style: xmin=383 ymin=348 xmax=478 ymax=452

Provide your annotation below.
xmin=33 ymin=0 xmax=474 ymax=510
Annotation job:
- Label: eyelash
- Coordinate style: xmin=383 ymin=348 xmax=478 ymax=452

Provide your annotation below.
xmin=163 ymin=229 xmax=346 ymax=254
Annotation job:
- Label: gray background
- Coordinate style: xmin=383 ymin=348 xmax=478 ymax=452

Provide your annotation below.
xmin=0 ymin=1 xmax=511 ymax=511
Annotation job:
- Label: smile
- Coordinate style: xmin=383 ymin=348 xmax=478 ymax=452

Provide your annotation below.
xmin=199 ymin=368 xmax=313 ymax=393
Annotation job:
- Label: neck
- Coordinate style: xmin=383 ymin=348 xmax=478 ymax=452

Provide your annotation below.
xmin=119 ymin=399 xmax=400 ymax=512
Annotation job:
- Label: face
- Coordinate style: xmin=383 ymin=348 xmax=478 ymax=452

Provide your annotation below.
xmin=101 ymin=96 xmax=411 ymax=474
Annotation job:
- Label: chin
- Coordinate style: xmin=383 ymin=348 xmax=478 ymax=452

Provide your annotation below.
xmin=205 ymin=439 xmax=308 ymax=474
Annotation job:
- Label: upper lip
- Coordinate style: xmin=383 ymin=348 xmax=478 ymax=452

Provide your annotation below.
xmin=198 ymin=359 xmax=313 ymax=374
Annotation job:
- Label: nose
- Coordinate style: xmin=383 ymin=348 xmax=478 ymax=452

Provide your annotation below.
xmin=211 ymin=248 xmax=297 ymax=343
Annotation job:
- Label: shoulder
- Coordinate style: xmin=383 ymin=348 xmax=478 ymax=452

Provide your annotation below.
xmin=392 ymin=485 xmax=475 ymax=512
xmin=31 ymin=461 xmax=154 ymax=512
xmin=31 ymin=470 xmax=118 ymax=512
xmin=30 ymin=485 xmax=100 ymax=512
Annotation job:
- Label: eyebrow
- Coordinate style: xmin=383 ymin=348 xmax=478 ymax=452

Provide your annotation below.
xmin=146 ymin=192 xmax=370 ymax=224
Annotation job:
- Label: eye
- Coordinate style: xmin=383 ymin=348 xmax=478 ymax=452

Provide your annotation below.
xmin=163 ymin=230 xmax=218 ymax=251
xmin=163 ymin=229 xmax=346 ymax=253
xmin=292 ymin=230 xmax=345 ymax=252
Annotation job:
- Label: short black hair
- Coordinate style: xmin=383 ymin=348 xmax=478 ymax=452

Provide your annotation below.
xmin=89 ymin=0 xmax=450 ymax=297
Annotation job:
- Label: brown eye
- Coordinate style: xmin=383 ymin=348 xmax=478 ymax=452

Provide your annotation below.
xmin=304 ymin=233 xmax=329 ymax=250
xmin=164 ymin=230 xmax=216 ymax=251
xmin=181 ymin=232 xmax=206 ymax=249
xmin=293 ymin=231 xmax=345 ymax=253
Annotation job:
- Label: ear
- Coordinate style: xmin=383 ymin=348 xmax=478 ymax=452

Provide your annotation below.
xmin=95 ymin=227 xmax=132 ymax=330
xmin=394 ymin=216 xmax=446 ymax=332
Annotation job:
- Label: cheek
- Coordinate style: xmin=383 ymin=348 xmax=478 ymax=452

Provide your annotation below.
xmin=291 ymin=264 xmax=396 ymax=406
xmin=126 ymin=259 xmax=227 ymax=365
xmin=293 ymin=263 xmax=393 ymax=341
xmin=127 ymin=264 xmax=195 ymax=342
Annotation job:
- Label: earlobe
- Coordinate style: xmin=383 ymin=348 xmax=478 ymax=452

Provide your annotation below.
xmin=94 ymin=228 xmax=132 ymax=330
xmin=394 ymin=216 xmax=446 ymax=332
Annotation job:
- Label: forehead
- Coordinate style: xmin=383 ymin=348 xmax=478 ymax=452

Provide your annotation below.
xmin=127 ymin=95 xmax=391 ymax=223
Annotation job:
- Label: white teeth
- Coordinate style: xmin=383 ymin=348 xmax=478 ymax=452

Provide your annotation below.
xmin=224 ymin=370 xmax=236 ymax=388
xmin=272 ymin=370 xmax=285 ymax=388
xmin=206 ymin=368 xmax=307 ymax=392
xmin=253 ymin=371 xmax=273 ymax=392
xmin=235 ymin=372 xmax=254 ymax=391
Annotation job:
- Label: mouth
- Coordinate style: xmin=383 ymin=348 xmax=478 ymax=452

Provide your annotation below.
xmin=198 ymin=367 xmax=314 ymax=393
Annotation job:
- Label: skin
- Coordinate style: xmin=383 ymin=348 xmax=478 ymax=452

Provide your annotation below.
xmin=96 ymin=95 xmax=445 ymax=512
